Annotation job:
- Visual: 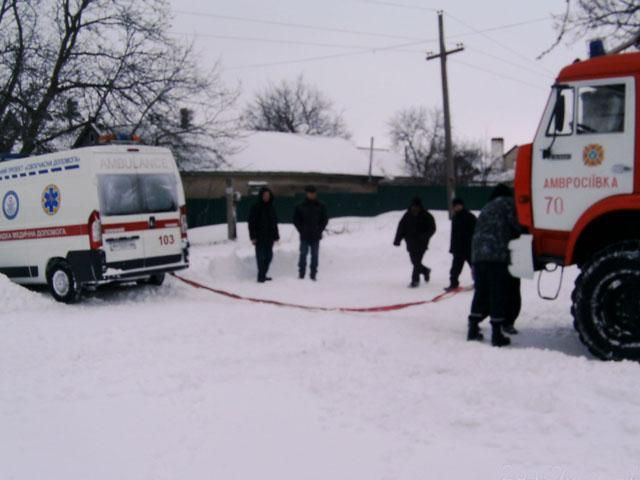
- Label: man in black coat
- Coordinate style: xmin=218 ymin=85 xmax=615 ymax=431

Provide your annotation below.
xmin=394 ymin=196 xmax=437 ymax=288
xmin=446 ymin=197 xmax=477 ymax=291
xmin=248 ymin=187 xmax=280 ymax=283
xmin=467 ymin=184 xmax=523 ymax=347
xmin=293 ymin=185 xmax=328 ymax=281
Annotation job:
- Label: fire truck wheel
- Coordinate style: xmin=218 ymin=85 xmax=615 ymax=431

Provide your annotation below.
xmin=147 ymin=273 xmax=166 ymax=286
xmin=46 ymin=260 xmax=81 ymax=304
xmin=572 ymin=241 xmax=640 ymax=361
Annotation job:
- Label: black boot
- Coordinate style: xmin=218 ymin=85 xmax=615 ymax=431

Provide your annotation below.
xmin=467 ymin=319 xmax=484 ymax=341
xmin=444 ymin=283 xmax=459 ymax=292
xmin=503 ymin=324 xmax=519 ymax=335
xmin=422 ymin=267 xmax=431 ymax=283
xmin=491 ymin=322 xmax=511 ymax=347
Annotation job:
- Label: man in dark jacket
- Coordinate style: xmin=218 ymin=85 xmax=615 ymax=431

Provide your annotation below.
xmin=248 ymin=187 xmax=280 ymax=283
xmin=394 ymin=196 xmax=437 ymax=288
xmin=294 ymin=185 xmax=328 ymax=281
xmin=446 ymin=197 xmax=477 ymax=291
xmin=467 ymin=184 xmax=522 ymax=347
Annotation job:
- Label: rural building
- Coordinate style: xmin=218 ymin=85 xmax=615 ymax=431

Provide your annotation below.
xmin=181 ymin=131 xmax=407 ymax=201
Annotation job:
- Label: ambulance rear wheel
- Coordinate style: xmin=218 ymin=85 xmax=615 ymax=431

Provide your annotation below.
xmin=147 ymin=273 xmax=165 ymax=286
xmin=47 ymin=261 xmax=81 ymax=303
xmin=572 ymin=241 xmax=640 ymax=361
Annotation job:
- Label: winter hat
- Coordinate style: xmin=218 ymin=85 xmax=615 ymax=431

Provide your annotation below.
xmin=259 ymin=186 xmax=273 ymax=202
xmin=304 ymin=185 xmax=317 ymax=193
xmin=489 ymin=184 xmax=513 ymax=200
xmin=452 ymin=197 xmax=465 ymax=207
xmin=410 ymin=196 xmax=424 ymax=208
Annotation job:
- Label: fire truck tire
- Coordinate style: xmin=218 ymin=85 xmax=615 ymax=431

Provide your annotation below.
xmin=572 ymin=241 xmax=640 ymax=361
xmin=46 ymin=260 xmax=81 ymax=304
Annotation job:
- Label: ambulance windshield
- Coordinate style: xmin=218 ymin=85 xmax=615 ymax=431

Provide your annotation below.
xmin=98 ymin=173 xmax=178 ymax=216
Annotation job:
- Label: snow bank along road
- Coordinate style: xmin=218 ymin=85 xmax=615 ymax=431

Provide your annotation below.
xmin=1 ymin=211 xmax=639 ymax=480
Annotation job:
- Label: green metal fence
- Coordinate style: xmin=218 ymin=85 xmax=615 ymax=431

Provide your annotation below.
xmin=186 ymin=185 xmax=494 ymax=228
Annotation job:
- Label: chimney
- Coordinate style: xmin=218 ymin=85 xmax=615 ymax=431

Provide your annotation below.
xmin=490 ymin=137 xmax=505 ymax=169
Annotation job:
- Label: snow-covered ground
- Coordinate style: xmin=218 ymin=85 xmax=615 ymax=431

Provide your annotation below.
xmin=2 ymin=211 xmax=639 ymax=480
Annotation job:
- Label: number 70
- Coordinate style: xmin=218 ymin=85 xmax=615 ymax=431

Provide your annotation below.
xmin=544 ymin=196 xmax=565 ymax=215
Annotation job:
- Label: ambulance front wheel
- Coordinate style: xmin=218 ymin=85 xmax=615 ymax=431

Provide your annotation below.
xmin=47 ymin=260 xmax=81 ymax=303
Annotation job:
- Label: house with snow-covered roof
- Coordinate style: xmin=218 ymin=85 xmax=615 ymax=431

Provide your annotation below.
xmin=181 ymin=131 xmax=408 ymax=200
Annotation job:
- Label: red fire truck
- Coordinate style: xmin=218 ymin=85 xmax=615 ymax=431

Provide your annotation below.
xmin=510 ymin=44 xmax=640 ymax=360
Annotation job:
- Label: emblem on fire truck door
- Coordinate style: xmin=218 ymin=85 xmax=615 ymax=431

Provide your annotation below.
xmin=583 ymin=144 xmax=605 ymax=167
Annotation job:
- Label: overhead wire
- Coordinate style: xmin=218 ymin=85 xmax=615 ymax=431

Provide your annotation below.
xmin=465 ymin=46 xmax=555 ymax=80
xmin=361 ymin=0 xmax=439 ymax=12
xmin=225 ymin=39 xmax=429 ymax=70
xmin=171 ymin=31 xmax=406 ymax=51
xmin=172 ymin=7 xmax=557 ymax=89
xmin=444 ymin=11 xmax=556 ymax=75
xmin=449 ymin=58 xmax=549 ymax=91
xmin=173 ymin=9 xmax=429 ymax=42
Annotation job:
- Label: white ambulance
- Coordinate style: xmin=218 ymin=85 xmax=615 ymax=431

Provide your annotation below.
xmin=0 ymin=145 xmax=189 ymax=302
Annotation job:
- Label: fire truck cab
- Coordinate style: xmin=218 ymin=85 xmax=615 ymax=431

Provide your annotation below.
xmin=512 ymin=50 xmax=640 ymax=360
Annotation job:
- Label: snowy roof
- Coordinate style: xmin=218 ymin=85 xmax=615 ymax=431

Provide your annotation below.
xmin=205 ymin=131 xmax=406 ymax=178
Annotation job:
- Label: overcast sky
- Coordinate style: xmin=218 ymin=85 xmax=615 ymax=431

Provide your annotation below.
xmin=168 ymin=0 xmax=588 ymax=150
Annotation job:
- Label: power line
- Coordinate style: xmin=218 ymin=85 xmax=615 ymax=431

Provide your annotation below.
xmin=444 ymin=12 xmax=556 ymax=75
xmin=362 ymin=0 xmax=438 ymax=12
xmin=174 ymin=9 xmax=552 ymax=46
xmin=448 ymin=17 xmax=550 ymax=39
xmin=171 ymin=31 xmax=409 ymax=51
xmin=173 ymin=9 xmax=429 ymax=42
xmin=466 ymin=46 xmax=555 ymax=80
xmin=226 ymin=39 xmax=428 ymax=71
xmin=449 ymin=58 xmax=549 ymax=91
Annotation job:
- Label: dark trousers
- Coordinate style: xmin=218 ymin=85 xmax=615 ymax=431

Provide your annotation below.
xmin=255 ymin=242 xmax=274 ymax=281
xmin=299 ymin=240 xmax=320 ymax=276
xmin=469 ymin=262 xmax=511 ymax=324
xmin=409 ymin=248 xmax=429 ymax=283
xmin=449 ymin=254 xmax=471 ymax=287
xmin=505 ymin=276 xmax=522 ymax=327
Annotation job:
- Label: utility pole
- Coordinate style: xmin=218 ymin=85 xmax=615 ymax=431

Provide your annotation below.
xmin=426 ymin=11 xmax=464 ymax=217
xmin=368 ymin=136 xmax=375 ymax=182
xmin=225 ymin=177 xmax=237 ymax=240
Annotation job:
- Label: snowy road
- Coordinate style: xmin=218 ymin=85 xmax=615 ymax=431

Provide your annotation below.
xmin=1 ymin=212 xmax=639 ymax=480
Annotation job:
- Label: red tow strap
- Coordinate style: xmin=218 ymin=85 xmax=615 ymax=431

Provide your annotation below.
xmin=171 ymin=273 xmax=472 ymax=313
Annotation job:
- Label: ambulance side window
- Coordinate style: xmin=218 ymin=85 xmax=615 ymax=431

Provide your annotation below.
xmin=577 ymin=84 xmax=625 ymax=134
xmin=140 ymin=174 xmax=178 ymax=213
xmin=546 ymin=87 xmax=574 ymax=136
xmin=98 ymin=174 xmax=143 ymax=216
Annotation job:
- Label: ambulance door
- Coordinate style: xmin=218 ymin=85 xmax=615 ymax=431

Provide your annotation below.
xmin=531 ymin=77 xmax=635 ymax=232
xmin=136 ymin=172 xmax=183 ymax=265
xmin=98 ymin=173 xmax=147 ymax=267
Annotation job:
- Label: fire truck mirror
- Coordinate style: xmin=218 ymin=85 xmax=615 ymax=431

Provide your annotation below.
xmin=553 ymin=90 xmax=566 ymax=133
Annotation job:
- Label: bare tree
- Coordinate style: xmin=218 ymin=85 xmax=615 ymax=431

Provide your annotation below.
xmin=388 ymin=106 xmax=485 ymax=185
xmin=541 ymin=0 xmax=640 ymax=58
xmin=389 ymin=107 xmax=445 ymax=183
xmin=243 ymin=75 xmax=350 ymax=139
xmin=0 ymin=0 xmax=239 ymax=169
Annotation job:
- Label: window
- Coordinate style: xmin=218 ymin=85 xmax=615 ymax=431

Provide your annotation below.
xmin=98 ymin=174 xmax=143 ymax=216
xmin=577 ymin=84 xmax=625 ymax=134
xmin=139 ymin=174 xmax=178 ymax=213
xmin=98 ymin=173 xmax=178 ymax=216
xmin=546 ymin=87 xmax=574 ymax=136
